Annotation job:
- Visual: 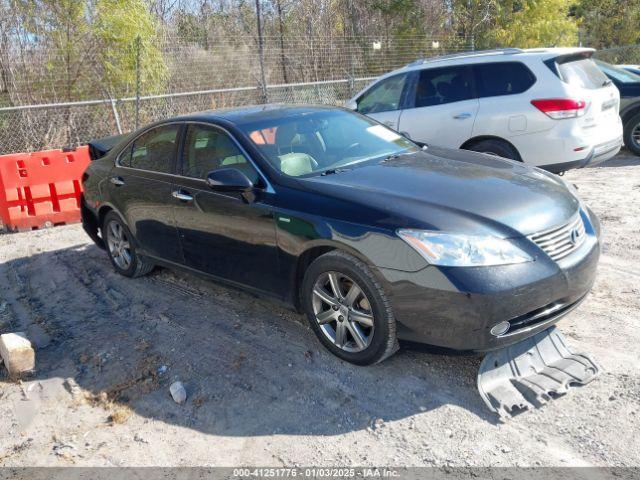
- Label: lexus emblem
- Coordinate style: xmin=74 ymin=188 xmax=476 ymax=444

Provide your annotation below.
xmin=570 ymin=228 xmax=581 ymax=245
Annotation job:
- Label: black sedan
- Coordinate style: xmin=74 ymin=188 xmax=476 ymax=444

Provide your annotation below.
xmin=81 ymin=105 xmax=601 ymax=365
xmin=595 ymin=59 xmax=640 ymax=156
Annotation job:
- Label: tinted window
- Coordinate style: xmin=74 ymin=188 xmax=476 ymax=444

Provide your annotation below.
xmin=118 ymin=144 xmax=132 ymax=167
xmin=183 ymin=125 xmax=258 ymax=184
xmin=357 ymin=74 xmax=408 ymax=114
xmin=555 ymin=58 xmax=609 ymax=90
xmin=476 ymin=62 xmax=535 ymax=97
xmin=126 ymin=125 xmax=179 ymax=173
xmin=413 ymin=66 xmax=475 ymax=107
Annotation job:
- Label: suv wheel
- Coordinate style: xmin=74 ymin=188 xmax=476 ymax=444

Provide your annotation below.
xmin=102 ymin=211 xmax=154 ymax=278
xmin=624 ymin=112 xmax=640 ymax=156
xmin=301 ymin=251 xmax=399 ymax=365
xmin=466 ymin=139 xmax=520 ymax=161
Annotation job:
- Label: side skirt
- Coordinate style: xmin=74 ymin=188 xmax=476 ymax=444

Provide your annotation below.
xmin=142 ymin=253 xmax=295 ymax=312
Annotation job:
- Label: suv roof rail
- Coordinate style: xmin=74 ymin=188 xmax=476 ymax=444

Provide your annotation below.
xmin=406 ymin=48 xmax=525 ymax=67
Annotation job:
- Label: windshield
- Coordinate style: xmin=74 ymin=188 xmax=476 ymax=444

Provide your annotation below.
xmin=238 ymin=109 xmax=420 ymax=177
xmin=595 ymin=60 xmax=640 ymax=84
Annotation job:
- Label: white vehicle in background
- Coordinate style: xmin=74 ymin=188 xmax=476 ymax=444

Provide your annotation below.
xmin=347 ymin=48 xmax=623 ymax=173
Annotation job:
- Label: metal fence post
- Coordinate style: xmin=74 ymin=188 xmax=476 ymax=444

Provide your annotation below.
xmin=135 ymin=36 xmax=141 ymax=130
xmin=255 ymin=0 xmax=268 ymax=103
xmin=110 ymin=98 xmax=123 ymax=134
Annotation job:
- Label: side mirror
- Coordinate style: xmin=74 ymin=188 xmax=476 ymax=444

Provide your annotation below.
xmin=344 ymin=99 xmax=358 ymax=111
xmin=206 ymin=168 xmax=254 ymax=192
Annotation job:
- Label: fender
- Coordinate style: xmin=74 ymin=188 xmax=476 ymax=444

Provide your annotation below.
xmin=620 ymin=101 xmax=640 ymax=124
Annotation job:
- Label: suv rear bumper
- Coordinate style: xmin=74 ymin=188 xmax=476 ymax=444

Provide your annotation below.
xmin=540 ymin=135 xmax=623 ymax=173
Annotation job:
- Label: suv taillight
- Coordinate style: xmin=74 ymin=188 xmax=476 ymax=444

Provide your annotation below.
xmin=531 ymin=99 xmax=586 ymax=119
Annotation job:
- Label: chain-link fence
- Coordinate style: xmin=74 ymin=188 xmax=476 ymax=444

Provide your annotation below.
xmin=594 ymin=45 xmax=640 ymax=65
xmin=0 ymin=34 xmax=469 ymax=154
xmin=0 ymin=77 xmax=376 ymax=153
xmin=9 ymin=36 xmax=633 ymax=155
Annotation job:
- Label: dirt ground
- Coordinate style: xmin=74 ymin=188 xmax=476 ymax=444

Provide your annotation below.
xmin=0 ymin=151 xmax=639 ymax=468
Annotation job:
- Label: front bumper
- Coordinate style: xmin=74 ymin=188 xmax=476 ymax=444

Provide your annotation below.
xmin=380 ymin=211 xmax=601 ymax=351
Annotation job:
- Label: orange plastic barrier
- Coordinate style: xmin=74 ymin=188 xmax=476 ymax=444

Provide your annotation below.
xmin=0 ymin=146 xmax=90 ymax=231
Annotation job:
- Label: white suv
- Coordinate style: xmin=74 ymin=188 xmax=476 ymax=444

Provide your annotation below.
xmin=347 ymin=48 xmax=623 ymax=172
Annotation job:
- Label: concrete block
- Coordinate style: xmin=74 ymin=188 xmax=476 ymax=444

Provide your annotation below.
xmin=0 ymin=332 xmax=35 ymax=376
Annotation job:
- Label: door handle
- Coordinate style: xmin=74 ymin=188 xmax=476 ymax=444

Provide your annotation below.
xmin=383 ymin=121 xmax=396 ymax=128
xmin=172 ymin=190 xmax=194 ymax=202
xmin=110 ymin=176 xmax=125 ymax=186
xmin=453 ymin=113 xmax=472 ymax=120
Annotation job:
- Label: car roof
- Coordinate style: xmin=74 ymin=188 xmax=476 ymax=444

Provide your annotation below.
xmin=376 ymin=47 xmax=596 ymax=80
xmin=170 ymin=104 xmax=342 ymax=126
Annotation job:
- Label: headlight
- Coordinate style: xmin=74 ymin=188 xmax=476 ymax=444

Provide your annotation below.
xmin=397 ymin=230 xmax=533 ymax=267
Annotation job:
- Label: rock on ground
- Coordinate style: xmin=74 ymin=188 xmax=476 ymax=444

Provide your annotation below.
xmin=0 ymin=332 xmax=35 ymax=376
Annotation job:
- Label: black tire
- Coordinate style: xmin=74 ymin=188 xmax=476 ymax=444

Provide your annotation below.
xmin=623 ymin=112 xmax=640 ymax=156
xmin=466 ymin=139 xmax=521 ymax=161
xmin=102 ymin=211 xmax=154 ymax=278
xmin=301 ymin=250 xmax=399 ymax=365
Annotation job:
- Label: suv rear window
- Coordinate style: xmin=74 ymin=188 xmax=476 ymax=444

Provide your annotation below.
xmin=475 ymin=62 xmax=536 ymax=97
xmin=554 ymin=57 xmax=609 ymax=90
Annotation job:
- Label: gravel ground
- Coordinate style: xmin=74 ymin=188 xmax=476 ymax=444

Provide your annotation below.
xmin=0 ymin=151 xmax=639 ymax=467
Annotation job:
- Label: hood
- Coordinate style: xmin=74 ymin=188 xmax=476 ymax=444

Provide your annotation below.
xmin=299 ymin=147 xmax=579 ymax=237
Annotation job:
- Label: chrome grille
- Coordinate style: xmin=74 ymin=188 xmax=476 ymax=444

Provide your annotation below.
xmin=530 ymin=214 xmax=586 ymax=261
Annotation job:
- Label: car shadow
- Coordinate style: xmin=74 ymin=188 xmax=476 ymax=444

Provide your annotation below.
xmin=0 ymin=243 xmax=500 ymax=439
xmin=589 ymin=151 xmax=639 ymax=168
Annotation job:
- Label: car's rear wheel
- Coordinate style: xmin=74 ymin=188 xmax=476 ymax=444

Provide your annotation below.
xmin=102 ymin=211 xmax=154 ymax=278
xmin=301 ymin=251 xmax=398 ymax=365
xmin=466 ymin=139 xmax=521 ymax=161
xmin=623 ymin=112 xmax=640 ymax=156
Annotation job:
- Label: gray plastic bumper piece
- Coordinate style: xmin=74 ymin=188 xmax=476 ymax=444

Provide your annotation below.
xmin=478 ymin=326 xmax=600 ymax=419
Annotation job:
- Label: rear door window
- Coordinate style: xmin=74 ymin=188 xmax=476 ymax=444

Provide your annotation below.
xmin=126 ymin=125 xmax=180 ymax=173
xmin=357 ymin=73 xmax=409 ymax=114
xmin=411 ymin=66 xmax=475 ymax=107
xmin=182 ymin=124 xmax=259 ymax=184
xmin=475 ymin=62 xmax=536 ymax=97
xmin=554 ymin=57 xmax=609 ymax=90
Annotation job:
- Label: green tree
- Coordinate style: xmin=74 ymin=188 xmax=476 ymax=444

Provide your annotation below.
xmin=574 ymin=0 xmax=640 ymax=49
xmin=93 ymin=0 xmax=166 ymax=97
xmin=451 ymin=0 xmax=578 ymax=49
xmin=450 ymin=0 xmax=497 ymax=49
xmin=42 ymin=0 xmax=89 ymax=102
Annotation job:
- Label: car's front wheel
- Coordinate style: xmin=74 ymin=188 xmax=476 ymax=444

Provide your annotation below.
xmin=102 ymin=211 xmax=154 ymax=278
xmin=301 ymin=251 xmax=399 ymax=365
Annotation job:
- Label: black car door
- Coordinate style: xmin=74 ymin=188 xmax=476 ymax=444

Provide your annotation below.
xmin=171 ymin=122 xmax=280 ymax=295
xmin=110 ymin=123 xmax=183 ymax=263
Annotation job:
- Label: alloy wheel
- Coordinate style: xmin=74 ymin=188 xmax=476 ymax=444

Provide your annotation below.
xmin=311 ymin=271 xmax=375 ymax=352
xmin=106 ymin=220 xmax=132 ymax=270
